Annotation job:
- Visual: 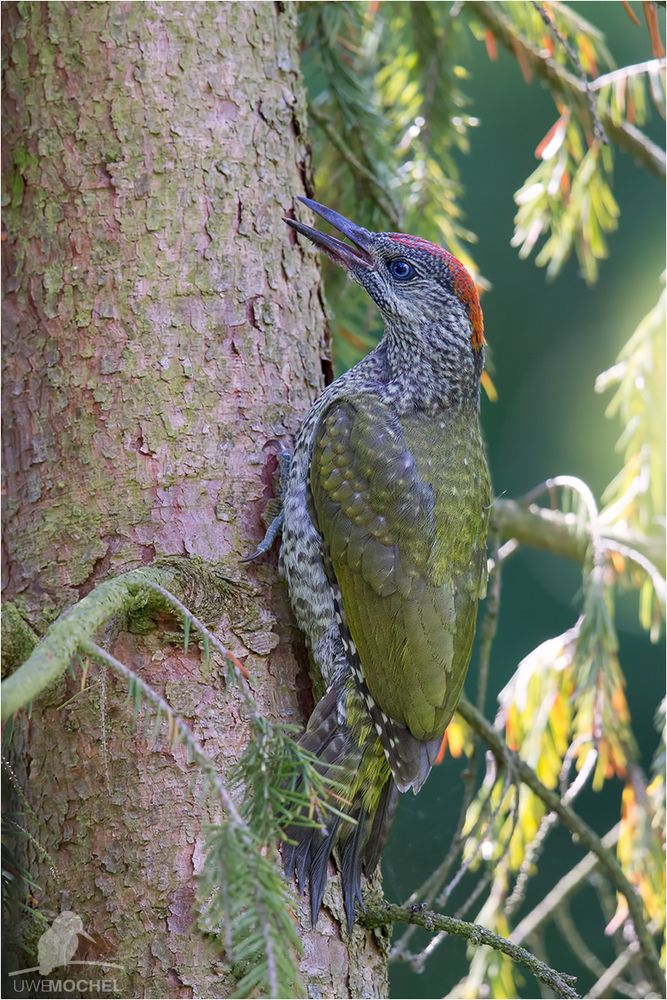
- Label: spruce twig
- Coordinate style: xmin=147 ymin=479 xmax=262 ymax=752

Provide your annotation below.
xmin=1 ymin=563 xmax=246 ymax=720
xmin=505 ymin=744 xmax=598 ymax=917
xmin=364 ymin=902 xmax=580 ymax=999
xmin=82 ymin=641 xmax=242 ymax=823
xmin=510 ymin=825 xmax=620 ymax=945
xmin=490 ymin=498 xmax=665 ymax=574
xmin=466 ymin=1 xmax=666 ymax=177
xmin=529 ymin=1 xmax=608 ymax=144
xmin=457 ymin=697 xmax=664 ymax=995
xmin=309 ymin=107 xmax=402 ymax=227
xmin=80 ymin=640 xmax=316 ymax=997
xmin=591 ymin=57 xmax=666 ymax=92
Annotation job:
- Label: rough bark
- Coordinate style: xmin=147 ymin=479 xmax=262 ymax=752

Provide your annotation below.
xmin=1 ymin=3 xmax=388 ymax=997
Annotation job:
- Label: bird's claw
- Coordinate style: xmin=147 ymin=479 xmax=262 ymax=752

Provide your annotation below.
xmin=240 ymin=510 xmax=285 ymax=563
xmin=240 ymin=450 xmax=292 ymax=564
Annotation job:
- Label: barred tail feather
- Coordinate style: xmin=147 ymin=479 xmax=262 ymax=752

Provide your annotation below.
xmin=308 ymin=816 xmax=342 ymax=926
xmin=340 ymin=806 xmax=367 ymax=930
xmin=283 ymin=679 xmax=410 ymax=929
xmin=364 ymin=777 xmax=399 ymax=875
xmin=282 ymin=685 xmax=349 ymax=898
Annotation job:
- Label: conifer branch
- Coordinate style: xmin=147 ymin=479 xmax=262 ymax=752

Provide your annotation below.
xmin=457 ymin=697 xmax=665 ymax=995
xmin=490 ymin=498 xmax=665 ymax=575
xmin=510 ymin=824 xmax=620 ymax=945
xmin=529 ymin=0 xmax=608 ymax=145
xmin=2 ymin=568 xmax=158 ymax=719
xmin=591 ymin=57 xmax=667 ymax=92
xmin=308 ymin=107 xmax=402 ymax=227
xmin=505 ymin=747 xmax=599 ymax=918
xmin=466 ymin=1 xmax=666 ymax=178
xmin=586 ymin=935 xmax=649 ymax=999
xmin=82 ymin=639 xmax=310 ymax=998
xmin=363 ymin=902 xmax=580 ymax=998
xmin=6 ymin=593 xmax=326 ymax=998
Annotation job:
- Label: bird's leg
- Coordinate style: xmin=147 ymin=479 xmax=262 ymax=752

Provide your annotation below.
xmin=241 ymin=510 xmax=284 ymax=563
xmin=240 ymin=449 xmax=292 ymax=563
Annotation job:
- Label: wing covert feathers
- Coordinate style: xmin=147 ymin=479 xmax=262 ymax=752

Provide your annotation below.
xmin=310 ymin=395 xmax=490 ymax=750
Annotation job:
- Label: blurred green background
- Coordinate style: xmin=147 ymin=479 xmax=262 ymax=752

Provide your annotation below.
xmin=354 ymin=5 xmax=667 ymax=997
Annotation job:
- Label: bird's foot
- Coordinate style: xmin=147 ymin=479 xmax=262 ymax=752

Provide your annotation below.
xmin=240 ymin=510 xmax=284 ymax=563
xmin=240 ymin=449 xmax=292 ymax=563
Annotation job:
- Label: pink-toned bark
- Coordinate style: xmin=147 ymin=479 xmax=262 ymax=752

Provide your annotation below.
xmin=2 ymin=3 xmax=388 ymax=995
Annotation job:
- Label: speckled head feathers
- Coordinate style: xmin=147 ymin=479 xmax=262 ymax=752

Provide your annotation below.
xmin=385 ymin=233 xmax=484 ymax=352
xmin=286 ymin=200 xmax=486 ymax=389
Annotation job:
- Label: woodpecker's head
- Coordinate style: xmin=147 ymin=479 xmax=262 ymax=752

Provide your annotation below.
xmin=285 ymin=197 xmax=484 ymax=360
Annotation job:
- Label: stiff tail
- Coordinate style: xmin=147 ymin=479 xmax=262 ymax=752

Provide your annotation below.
xmin=283 ymin=680 xmax=402 ymax=929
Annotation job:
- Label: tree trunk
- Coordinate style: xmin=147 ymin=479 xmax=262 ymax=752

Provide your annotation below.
xmin=1 ymin=3 xmax=388 ymax=996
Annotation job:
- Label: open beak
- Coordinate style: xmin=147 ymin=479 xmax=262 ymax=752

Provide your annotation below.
xmin=284 ymin=197 xmax=374 ymax=271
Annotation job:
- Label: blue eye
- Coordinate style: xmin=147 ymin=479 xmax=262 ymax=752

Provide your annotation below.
xmin=388 ymin=258 xmax=415 ymax=281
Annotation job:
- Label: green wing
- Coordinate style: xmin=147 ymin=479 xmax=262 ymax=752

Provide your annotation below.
xmin=310 ymin=395 xmax=491 ymax=742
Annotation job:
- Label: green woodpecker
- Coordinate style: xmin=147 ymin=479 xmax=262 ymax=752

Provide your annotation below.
xmin=253 ymin=197 xmax=491 ymax=928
